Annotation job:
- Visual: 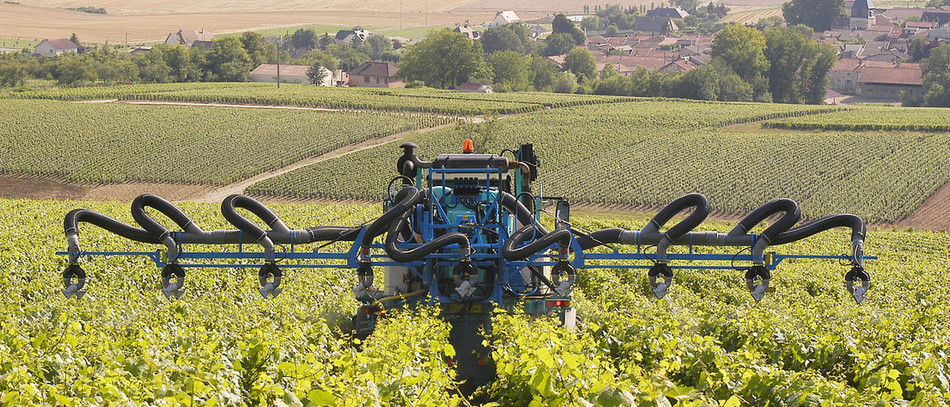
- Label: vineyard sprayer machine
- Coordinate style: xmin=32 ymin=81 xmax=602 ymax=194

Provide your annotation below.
xmin=58 ymin=140 xmax=874 ymax=390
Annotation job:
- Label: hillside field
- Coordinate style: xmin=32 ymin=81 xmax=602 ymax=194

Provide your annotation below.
xmin=0 ymin=198 xmax=947 ymax=404
xmin=2 ymin=84 xmax=950 ymax=229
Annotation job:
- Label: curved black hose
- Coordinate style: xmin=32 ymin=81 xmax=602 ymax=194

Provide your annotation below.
xmin=221 ymin=194 xmax=285 ymax=241
xmin=503 ymin=225 xmax=572 ymax=261
xmin=306 ymin=226 xmax=362 ymax=242
xmin=647 ymin=193 xmax=710 ymax=241
xmin=131 ymin=194 xmax=202 ymax=240
xmin=499 ymin=191 xmax=549 ymax=235
xmin=385 ymin=213 xmax=471 ymax=262
xmin=362 ymin=187 xmax=423 ymax=248
xmin=64 ymin=209 xmax=159 ymax=243
xmin=728 ymin=198 xmax=801 ymax=243
xmin=576 ymin=228 xmax=624 ymax=250
xmin=772 ymin=214 xmax=866 ymax=245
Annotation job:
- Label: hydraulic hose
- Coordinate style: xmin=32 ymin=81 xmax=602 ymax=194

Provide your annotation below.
xmin=576 ymin=228 xmax=624 ymax=250
xmin=221 ymin=194 xmax=289 ymax=262
xmin=362 ymin=187 xmax=423 ymax=250
xmin=64 ymin=209 xmax=159 ymax=244
xmin=64 ymin=208 xmax=160 ymax=264
xmin=642 ymin=193 xmax=711 ymax=240
xmin=772 ymin=214 xmax=866 ymax=246
xmin=131 ymin=194 xmax=204 ymax=237
xmin=502 ymin=224 xmax=571 ymax=261
xmin=499 ymin=191 xmax=549 ymax=234
xmin=385 ymin=213 xmax=471 ymax=262
xmin=221 ymin=194 xmax=290 ymax=239
xmin=642 ymin=193 xmax=710 ymax=261
xmin=131 ymin=194 xmax=204 ymax=261
xmin=728 ymin=198 xmax=801 ymax=243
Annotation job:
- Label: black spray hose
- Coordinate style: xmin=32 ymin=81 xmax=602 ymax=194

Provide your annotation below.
xmin=643 ymin=193 xmax=711 ymax=241
xmin=306 ymin=226 xmax=363 ymax=242
xmin=772 ymin=214 xmax=866 ymax=246
xmin=499 ymin=192 xmax=549 ymax=235
xmin=64 ymin=208 xmax=159 ymax=265
xmin=642 ymin=193 xmax=710 ymax=262
xmin=502 ymin=225 xmax=572 ymax=261
xmin=221 ymin=194 xmax=290 ymax=238
xmin=361 ymin=187 xmax=423 ymax=250
xmin=384 ymin=213 xmax=472 ymax=263
xmin=131 ymin=194 xmax=204 ymax=262
xmin=773 ymin=213 xmax=869 ymax=303
xmin=221 ymin=194 xmax=290 ymax=262
xmin=576 ymin=228 xmax=625 ymax=250
xmin=728 ymin=198 xmax=801 ymax=243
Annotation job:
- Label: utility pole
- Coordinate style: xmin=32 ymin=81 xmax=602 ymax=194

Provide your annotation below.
xmin=276 ymin=37 xmax=281 ymax=88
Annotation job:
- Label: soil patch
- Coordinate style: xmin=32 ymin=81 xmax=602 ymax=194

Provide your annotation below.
xmin=895 ymin=182 xmax=950 ymax=232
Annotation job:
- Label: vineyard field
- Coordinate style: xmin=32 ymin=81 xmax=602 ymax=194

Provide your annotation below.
xmin=763 ymin=106 xmax=950 ymax=132
xmin=4 ymin=83 xmax=636 ymax=115
xmin=247 ymin=100 xmax=950 ymax=223
xmin=0 ymin=198 xmax=947 ymax=404
xmin=0 ymin=99 xmax=449 ymax=185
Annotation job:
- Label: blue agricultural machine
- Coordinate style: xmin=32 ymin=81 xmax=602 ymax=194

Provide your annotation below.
xmin=59 ymin=140 xmax=873 ymax=391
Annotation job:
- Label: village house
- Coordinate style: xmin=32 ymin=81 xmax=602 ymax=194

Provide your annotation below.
xmin=632 ymin=16 xmax=678 ymax=34
xmin=459 ymin=82 xmax=493 ymax=93
xmin=335 ymin=29 xmax=372 ymax=45
xmin=34 ymin=38 xmax=79 ymax=56
xmin=491 ymin=10 xmax=521 ymax=27
xmin=646 ymin=7 xmax=690 ymax=19
xmin=858 ymin=62 xmax=922 ymax=101
xmin=250 ymin=64 xmax=340 ymax=86
xmin=165 ymin=29 xmax=214 ymax=49
xmin=453 ymin=24 xmax=481 ymax=40
xmin=347 ymin=61 xmax=402 ymax=88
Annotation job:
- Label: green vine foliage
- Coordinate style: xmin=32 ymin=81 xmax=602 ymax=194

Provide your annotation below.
xmin=1 ymin=199 xmax=948 ymax=405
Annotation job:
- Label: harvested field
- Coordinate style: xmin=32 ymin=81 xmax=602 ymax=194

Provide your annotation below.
xmin=3 ymin=0 xmax=790 ymax=43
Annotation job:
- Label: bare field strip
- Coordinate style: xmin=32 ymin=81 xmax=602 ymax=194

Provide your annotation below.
xmin=0 ymin=4 xmax=494 ymax=43
xmin=3 ymin=0 xmax=790 ymax=43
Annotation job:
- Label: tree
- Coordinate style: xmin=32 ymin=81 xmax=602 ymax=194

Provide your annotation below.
xmin=290 ymin=28 xmax=318 ymax=50
xmin=543 ymin=33 xmax=576 ymax=56
xmin=326 ymin=43 xmax=369 ymax=72
xmin=307 ymin=62 xmax=329 ymax=85
xmin=298 ymin=50 xmax=339 ymax=72
xmin=676 ymin=64 xmax=720 ymax=100
xmin=206 ymin=37 xmax=253 ymax=81
xmin=553 ymin=71 xmax=578 ymax=93
xmin=363 ymin=34 xmax=393 ymax=61
xmin=163 ymin=45 xmax=200 ymax=82
xmin=906 ymin=37 xmax=931 ymax=62
xmin=239 ymin=32 xmax=268 ymax=67
xmin=782 ymin=0 xmax=845 ymax=31
xmin=764 ymin=25 xmax=836 ymax=104
xmin=552 ymin=14 xmax=586 ymax=45
xmin=921 ymin=43 xmax=950 ymax=107
xmin=581 ymin=16 xmax=601 ymax=31
xmin=563 ymin=47 xmax=596 ymax=82
xmin=481 ymin=24 xmax=529 ymax=54
xmin=398 ymin=29 xmax=489 ymax=89
xmin=486 ymin=51 xmax=532 ymax=92
xmin=134 ymin=48 xmax=171 ymax=83
xmin=711 ymin=24 xmax=769 ymax=98
xmin=529 ymin=55 xmax=560 ymax=91
xmin=0 ymin=58 xmax=28 ymax=87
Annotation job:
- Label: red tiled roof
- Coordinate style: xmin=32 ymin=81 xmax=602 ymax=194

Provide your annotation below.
xmin=43 ymin=38 xmax=78 ymax=50
xmin=833 ymin=58 xmax=861 ymax=71
xmin=250 ymin=64 xmax=312 ymax=77
xmin=349 ymin=62 xmax=398 ymax=77
xmin=859 ymin=66 xmax=922 ymax=85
